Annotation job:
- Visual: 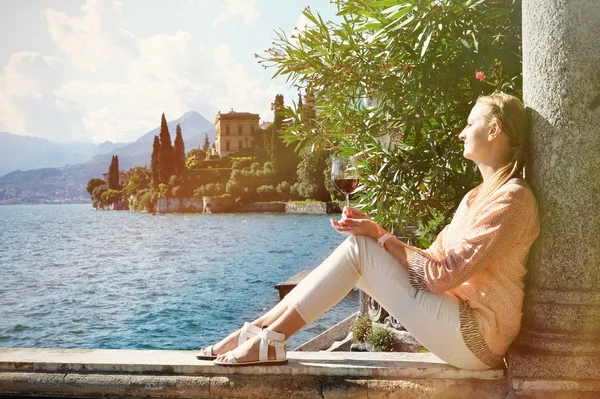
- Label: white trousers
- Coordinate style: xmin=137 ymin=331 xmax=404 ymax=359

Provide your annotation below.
xmin=282 ymin=235 xmax=491 ymax=370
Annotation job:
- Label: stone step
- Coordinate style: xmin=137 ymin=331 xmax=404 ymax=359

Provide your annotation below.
xmin=0 ymin=348 xmax=503 ymax=379
xmin=0 ymin=348 xmax=507 ymax=398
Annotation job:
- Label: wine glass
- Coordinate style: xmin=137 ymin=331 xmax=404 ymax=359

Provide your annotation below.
xmin=331 ymin=156 xmax=359 ymax=208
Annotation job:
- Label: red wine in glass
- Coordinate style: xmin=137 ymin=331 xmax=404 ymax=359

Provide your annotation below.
xmin=331 ymin=156 xmax=359 ymax=207
xmin=333 ymin=178 xmax=359 ymax=195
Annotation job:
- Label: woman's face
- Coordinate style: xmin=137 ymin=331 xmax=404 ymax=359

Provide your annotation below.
xmin=459 ymin=103 xmax=493 ymax=163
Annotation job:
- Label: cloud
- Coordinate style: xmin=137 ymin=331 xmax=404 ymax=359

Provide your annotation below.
xmin=0 ymin=52 xmax=86 ymax=141
xmin=1 ymin=0 xmax=280 ymax=143
xmin=211 ymin=44 xmax=282 ymax=122
xmin=56 ymin=30 xmax=214 ymax=142
xmin=213 ymin=0 xmax=259 ymax=26
xmin=45 ymin=0 xmax=138 ymax=71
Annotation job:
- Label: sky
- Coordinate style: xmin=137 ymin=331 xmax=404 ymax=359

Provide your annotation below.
xmin=0 ymin=0 xmax=338 ymax=144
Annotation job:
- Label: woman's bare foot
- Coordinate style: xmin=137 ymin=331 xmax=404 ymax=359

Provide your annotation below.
xmin=199 ymin=324 xmax=257 ymax=356
xmin=214 ymin=334 xmax=285 ymax=364
xmin=201 ymin=301 xmax=291 ymax=356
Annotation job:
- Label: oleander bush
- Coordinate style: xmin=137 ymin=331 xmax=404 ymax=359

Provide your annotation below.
xmin=260 ymin=0 xmax=523 ymax=245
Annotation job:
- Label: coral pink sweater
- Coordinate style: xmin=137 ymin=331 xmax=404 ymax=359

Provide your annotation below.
xmin=408 ymin=178 xmax=540 ymax=367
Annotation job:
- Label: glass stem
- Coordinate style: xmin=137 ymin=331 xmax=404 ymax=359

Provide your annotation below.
xmin=345 ymin=193 xmax=350 ymax=208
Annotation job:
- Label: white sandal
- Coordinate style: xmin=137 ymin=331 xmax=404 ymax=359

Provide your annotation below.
xmin=196 ymin=322 xmax=262 ymax=360
xmin=213 ymin=328 xmax=287 ymax=366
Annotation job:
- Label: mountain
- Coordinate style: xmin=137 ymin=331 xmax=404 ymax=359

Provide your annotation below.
xmin=92 ymin=140 xmax=130 ymax=157
xmin=0 ymin=111 xmax=216 ymax=204
xmin=0 ymin=132 xmax=99 ymax=177
xmin=84 ymin=111 xmax=215 ymax=170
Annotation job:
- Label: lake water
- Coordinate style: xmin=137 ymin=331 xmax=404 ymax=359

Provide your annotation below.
xmin=0 ymin=204 xmax=357 ymax=350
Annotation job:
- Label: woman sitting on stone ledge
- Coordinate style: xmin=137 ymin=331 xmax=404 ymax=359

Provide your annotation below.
xmin=196 ymin=93 xmax=540 ymax=370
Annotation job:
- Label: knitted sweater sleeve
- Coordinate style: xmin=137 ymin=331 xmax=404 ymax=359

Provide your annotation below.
xmin=407 ymin=187 xmax=532 ymax=293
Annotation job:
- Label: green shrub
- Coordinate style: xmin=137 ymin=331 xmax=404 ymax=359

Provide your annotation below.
xmin=276 ymin=181 xmax=292 ymax=201
xmin=257 ymin=184 xmax=277 ymax=201
xmin=352 ymin=314 xmax=372 ymax=343
xmin=367 ymin=325 xmax=395 ymax=352
xmin=194 ymin=183 xmax=225 ymax=197
xmin=250 ymin=162 xmax=261 ymax=173
xmin=231 ymin=157 xmax=259 ymax=169
xmin=137 ymin=190 xmax=153 ymax=212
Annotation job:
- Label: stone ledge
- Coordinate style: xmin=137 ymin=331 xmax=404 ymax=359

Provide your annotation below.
xmin=0 ymin=349 xmax=507 ymax=398
xmin=0 ymin=348 xmax=504 ymax=380
xmin=0 ymin=372 xmax=508 ymax=399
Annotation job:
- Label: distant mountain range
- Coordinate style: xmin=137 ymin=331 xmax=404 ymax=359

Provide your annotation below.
xmin=81 ymin=111 xmax=215 ymax=171
xmin=0 ymin=133 xmax=96 ymax=177
xmin=0 ymin=111 xmax=215 ymax=204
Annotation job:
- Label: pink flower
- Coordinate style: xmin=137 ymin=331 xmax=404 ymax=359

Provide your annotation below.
xmin=475 ymin=71 xmax=486 ymax=81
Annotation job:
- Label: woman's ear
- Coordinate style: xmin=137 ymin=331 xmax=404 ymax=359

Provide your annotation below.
xmin=488 ymin=122 xmax=502 ymax=141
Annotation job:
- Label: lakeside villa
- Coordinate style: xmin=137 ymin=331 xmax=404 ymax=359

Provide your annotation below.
xmin=213 ymin=109 xmax=266 ymax=159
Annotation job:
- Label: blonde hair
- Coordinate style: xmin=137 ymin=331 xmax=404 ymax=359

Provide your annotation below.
xmin=472 ymin=93 xmax=529 ymax=207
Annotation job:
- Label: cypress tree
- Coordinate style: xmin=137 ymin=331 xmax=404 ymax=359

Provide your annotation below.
xmin=173 ymin=124 xmax=186 ymax=177
xmin=270 ymin=94 xmax=284 ymax=173
xmin=108 ymin=155 xmax=120 ymax=190
xmin=203 ymin=133 xmax=210 ymax=152
xmin=150 ymin=135 xmax=160 ymax=189
xmin=270 ymin=94 xmax=298 ymax=180
xmin=114 ymin=155 xmax=120 ymax=188
xmin=158 ymin=113 xmax=175 ymax=183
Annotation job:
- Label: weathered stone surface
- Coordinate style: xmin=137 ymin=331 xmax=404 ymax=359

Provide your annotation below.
xmin=326 ymin=335 xmax=354 ymax=352
xmin=203 ymin=196 xmax=235 ymax=213
xmin=158 ymin=197 xmax=205 ymax=213
xmin=0 ymin=349 xmax=508 ymax=398
xmin=239 ymin=202 xmax=286 ymax=213
xmin=0 ymin=348 xmax=505 ymax=380
xmin=509 ymin=353 xmax=600 ymax=380
xmin=509 ymin=0 xmax=600 ymax=397
xmin=210 ymin=375 xmax=323 ymax=398
xmin=285 ymin=201 xmax=328 ymax=214
xmin=294 ymin=312 xmax=357 ymax=351
xmin=512 ymin=378 xmax=600 ymax=398
xmin=389 ymin=329 xmax=421 ymax=353
xmin=0 ymin=372 xmax=508 ymax=399
xmin=322 ymin=377 xmax=369 ymax=398
xmin=518 ymin=0 xmax=600 ymax=353
xmin=365 ymin=379 xmax=507 ymax=399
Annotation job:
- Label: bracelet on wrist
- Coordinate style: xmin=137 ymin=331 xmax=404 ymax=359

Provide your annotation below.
xmin=377 ymin=232 xmax=394 ymax=249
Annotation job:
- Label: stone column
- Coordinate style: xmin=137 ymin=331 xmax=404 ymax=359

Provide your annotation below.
xmin=509 ymin=0 xmax=600 ymax=397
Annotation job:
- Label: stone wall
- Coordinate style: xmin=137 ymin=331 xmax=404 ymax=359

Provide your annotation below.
xmin=153 ymin=199 xmax=341 ymax=214
xmin=285 ymin=201 xmax=341 ymax=214
xmin=203 ymin=196 xmax=235 ymax=213
xmin=157 ymin=197 xmax=205 ymax=213
xmin=239 ymin=202 xmax=286 ymax=213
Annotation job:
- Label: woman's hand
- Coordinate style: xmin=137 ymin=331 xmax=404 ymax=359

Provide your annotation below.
xmin=341 ymin=206 xmax=371 ymax=221
xmin=330 ymin=216 xmax=385 ymax=240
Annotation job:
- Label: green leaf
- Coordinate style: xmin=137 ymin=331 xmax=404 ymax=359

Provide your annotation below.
xmin=420 ymin=27 xmax=434 ymax=58
xmin=370 ymin=0 xmax=408 ymax=8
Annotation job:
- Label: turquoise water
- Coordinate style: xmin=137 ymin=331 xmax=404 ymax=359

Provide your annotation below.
xmin=0 ymin=204 xmax=356 ymax=350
